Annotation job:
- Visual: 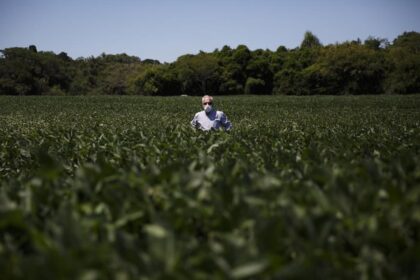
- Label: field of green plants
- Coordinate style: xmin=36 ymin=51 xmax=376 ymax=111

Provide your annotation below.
xmin=1 ymin=95 xmax=419 ymax=279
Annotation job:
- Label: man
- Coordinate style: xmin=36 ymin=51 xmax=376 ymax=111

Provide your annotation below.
xmin=191 ymin=95 xmax=232 ymax=131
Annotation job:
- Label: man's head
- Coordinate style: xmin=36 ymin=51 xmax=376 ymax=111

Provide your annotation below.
xmin=202 ymin=95 xmax=214 ymax=113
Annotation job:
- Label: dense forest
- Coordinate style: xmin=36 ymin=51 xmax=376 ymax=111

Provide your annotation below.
xmin=1 ymin=31 xmax=419 ymax=96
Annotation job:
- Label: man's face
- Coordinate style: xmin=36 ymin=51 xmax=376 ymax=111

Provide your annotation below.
xmin=202 ymin=97 xmax=212 ymax=108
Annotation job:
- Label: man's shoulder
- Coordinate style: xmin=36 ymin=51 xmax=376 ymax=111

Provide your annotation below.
xmin=195 ymin=110 xmax=206 ymax=117
xmin=216 ymin=110 xmax=226 ymax=117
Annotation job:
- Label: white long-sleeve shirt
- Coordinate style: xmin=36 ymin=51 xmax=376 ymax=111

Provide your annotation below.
xmin=191 ymin=109 xmax=232 ymax=131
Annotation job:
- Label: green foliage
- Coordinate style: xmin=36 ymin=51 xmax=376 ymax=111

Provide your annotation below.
xmin=174 ymin=53 xmax=221 ymax=95
xmin=385 ymin=32 xmax=420 ymax=94
xmin=392 ymin=31 xmax=420 ymax=53
xmin=232 ymin=45 xmax=252 ymax=67
xmin=273 ymin=48 xmax=321 ymax=95
xmin=244 ymin=77 xmax=266 ymax=95
xmin=0 ymin=47 xmax=72 ymax=95
xmin=364 ymin=36 xmax=389 ymax=50
xmin=134 ymin=65 xmax=180 ymax=96
xmin=385 ymin=49 xmax=420 ymax=94
xmin=97 ymin=53 xmax=141 ymax=64
xmin=300 ymin=31 xmax=322 ymax=49
xmin=273 ymin=68 xmax=306 ymax=95
xmin=305 ymin=44 xmax=387 ymax=95
xmin=1 ymin=31 xmax=420 ymax=96
xmin=97 ymin=63 xmax=144 ymax=95
xmin=219 ymin=61 xmax=245 ymax=95
xmin=45 ymin=85 xmax=66 ymax=96
xmin=0 ymin=95 xmax=419 ymax=279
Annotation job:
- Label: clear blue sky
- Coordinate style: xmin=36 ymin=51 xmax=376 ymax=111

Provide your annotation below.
xmin=1 ymin=0 xmax=419 ymax=62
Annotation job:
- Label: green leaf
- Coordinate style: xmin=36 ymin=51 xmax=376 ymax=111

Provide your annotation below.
xmin=231 ymin=261 xmax=267 ymax=279
xmin=144 ymin=224 xmax=167 ymax=238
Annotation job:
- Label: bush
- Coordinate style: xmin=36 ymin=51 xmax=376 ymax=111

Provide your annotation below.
xmin=244 ymin=77 xmax=265 ymax=94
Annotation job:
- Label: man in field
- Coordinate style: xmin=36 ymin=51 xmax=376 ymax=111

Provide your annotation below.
xmin=191 ymin=95 xmax=232 ymax=131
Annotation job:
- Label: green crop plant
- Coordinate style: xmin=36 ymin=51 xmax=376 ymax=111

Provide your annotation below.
xmin=0 ymin=95 xmax=419 ymax=279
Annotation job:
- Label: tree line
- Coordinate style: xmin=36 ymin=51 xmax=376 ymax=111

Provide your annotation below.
xmin=1 ymin=31 xmax=419 ymax=96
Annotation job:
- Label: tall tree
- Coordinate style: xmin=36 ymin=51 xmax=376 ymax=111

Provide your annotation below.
xmin=364 ymin=36 xmax=389 ymax=50
xmin=385 ymin=31 xmax=420 ymax=94
xmin=133 ymin=65 xmax=179 ymax=96
xmin=300 ymin=31 xmax=322 ymax=49
xmin=174 ymin=53 xmax=221 ymax=95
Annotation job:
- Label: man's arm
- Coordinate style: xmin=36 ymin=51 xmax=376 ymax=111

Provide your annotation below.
xmin=191 ymin=113 xmax=201 ymax=129
xmin=220 ymin=112 xmax=232 ymax=131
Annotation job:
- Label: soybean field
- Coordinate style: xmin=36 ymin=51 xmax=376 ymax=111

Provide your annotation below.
xmin=1 ymin=95 xmax=420 ymax=279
